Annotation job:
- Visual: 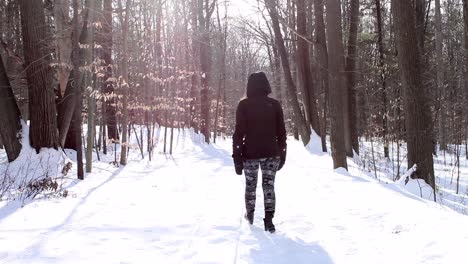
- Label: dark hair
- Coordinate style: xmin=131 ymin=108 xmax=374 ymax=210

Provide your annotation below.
xmin=246 ymin=72 xmax=272 ymax=98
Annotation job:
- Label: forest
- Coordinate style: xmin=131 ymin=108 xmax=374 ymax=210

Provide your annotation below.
xmin=0 ymin=0 xmax=467 ymax=197
xmin=1 ymin=1 xmax=468 ymax=262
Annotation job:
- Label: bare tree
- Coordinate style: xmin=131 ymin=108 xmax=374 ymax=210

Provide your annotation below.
xmin=19 ymin=0 xmax=59 ymax=151
xmin=392 ymin=0 xmax=435 ymax=198
xmin=72 ymin=0 xmax=84 ymax=179
xmin=102 ymin=0 xmax=118 ymax=142
xmin=198 ymin=0 xmax=216 ymax=143
xmin=296 ymin=0 xmax=321 ymax=136
xmin=314 ymin=0 xmax=329 ymax=152
xmin=435 ymin=0 xmax=447 ymax=151
xmin=85 ymin=0 xmax=97 ymax=173
xmin=0 ymin=54 xmax=22 ymax=161
xmin=120 ymin=0 xmax=130 ymax=166
xmin=325 ymin=0 xmax=348 ymax=169
xmin=344 ymin=0 xmax=359 ymax=157
xmin=265 ymin=0 xmax=311 ymax=145
xmin=375 ymin=0 xmax=388 ymax=158
xmin=463 ymin=0 xmax=468 ymax=159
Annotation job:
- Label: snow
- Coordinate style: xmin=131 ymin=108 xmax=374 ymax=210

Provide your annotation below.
xmin=0 ymin=128 xmax=468 ymax=263
xmin=355 ymin=139 xmax=468 ymax=214
xmin=0 ymin=121 xmax=69 ymax=201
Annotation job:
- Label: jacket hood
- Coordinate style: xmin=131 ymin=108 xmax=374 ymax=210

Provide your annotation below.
xmin=246 ymin=72 xmax=272 ymax=98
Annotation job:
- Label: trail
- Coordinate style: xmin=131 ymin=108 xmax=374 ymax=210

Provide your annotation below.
xmin=0 ymin=130 xmax=467 ymax=264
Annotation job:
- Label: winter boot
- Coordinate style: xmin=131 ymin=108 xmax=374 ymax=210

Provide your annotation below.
xmin=263 ymin=211 xmax=275 ymax=233
xmin=244 ymin=211 xmax=254 ymax=225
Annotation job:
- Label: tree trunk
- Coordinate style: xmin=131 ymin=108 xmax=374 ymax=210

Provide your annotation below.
xmin=72 ymin=0 xmax=84 ymax=179
xmin=57 ymin=72 xmax=77 ymax=148
xmin=325 ymin=0 xmax=348 ymax=169
xmin=344 ymin=0 xmax=360 ymax=157
xmin=0 ymin=54 xmax=22 ymax=161
xmin=314 ymin=0 xmax=329 ymax=152
xmin=102 ymin=0 xmax=118 ymax=141
xmin=198 ymin=0 xmax=215 ymax=144
xmin=265 ymin=0 xmax=310 ymax=145
xmin=85 ymin=0 xmax=97 ymax=173
xmin=213 ymin=2 xmax=227 ymax=144
xmin=59 ymin=5 xmax=90 ymax=150
xmin=375 ymin=0 xmax=388 ymax=158
xmin=53 ymin=0 xmax=72 ymax=98
xmin=435 ymin=0 xmax=447 ymax=152
xmin=414 ymin=0 xmax=426 ymax=54
xmin=392 ymin=0 xmax=435 ymax=197
xmin=462 ymin=0 xmax=467 ymax=159
xmin=296 ymin=0 xmax=321 ymax=136
xmin=120 ymin=0 xmax=130 ymax=166
xmin=19 ymin=0 xmax=59 ymax=152
xmin=272 ymin=45 xmax=283 ymax=102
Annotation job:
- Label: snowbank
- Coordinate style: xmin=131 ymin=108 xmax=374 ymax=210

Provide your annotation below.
xmin=0 ymin=121 xmax=70 ymax=201
xmin=396 ymin=165 xmax=435 ymax=200
xmin=304 ymin=129 xmax=324 ymax=155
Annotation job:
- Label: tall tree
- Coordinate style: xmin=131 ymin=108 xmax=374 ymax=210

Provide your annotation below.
xmin=463 ymin=0 xmax=468 ymax=159
xmin=85 ymin=0 xmax=97 ymax=173
xmin=392 ymin=0 xmax=435 ymax=198
xmin=120 ymin=0 xmax=130 ymax=166
xmin=0 ymin=54 xmax=22 ymax=161
xmin=314 ymin=0 xmax=329 ymax=152
xmin=325 ymin=0 xmax=348 ymax=169
xmin=375 ymin=0 xmax=388 ymax=158
xmin=19 ymin=0 xmax=59 ymax=151
xmin=344 ymin=0 xmax=360 ymax=156
xmin=265 ymin=0 xmax=311 ymax=145
xmin=198 ymin=0 xmax=216 ymax=143
xmin=435 ymin=0 xmax=447 ymax=151
xmin=102 ymin=0 xmax=118 ymax=142
xmin=296 ymin=0 xmax=321 ymax=136
xmin=72 ymin=0 xmax=84 ymax=179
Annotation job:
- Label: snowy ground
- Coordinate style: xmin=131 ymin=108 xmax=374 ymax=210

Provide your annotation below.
xmin=1 ymin=128 xmax=468 ymax=263
xmin=356 ymin=139 xmax=468 ymax=214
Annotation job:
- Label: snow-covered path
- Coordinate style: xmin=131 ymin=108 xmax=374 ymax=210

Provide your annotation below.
xmin=1 ymin=131 xmax=467 ymax=264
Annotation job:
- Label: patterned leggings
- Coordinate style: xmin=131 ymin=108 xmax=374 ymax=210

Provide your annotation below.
xmin=243 ymin=157 xmax=281 ymax=213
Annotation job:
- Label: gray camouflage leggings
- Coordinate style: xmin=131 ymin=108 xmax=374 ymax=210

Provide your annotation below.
xmin=243 ymin=157 xmax=281 ymax=213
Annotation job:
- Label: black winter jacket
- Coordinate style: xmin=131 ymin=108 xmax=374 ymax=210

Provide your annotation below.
xmin=232 ymin=86 xmax=287 ymax=161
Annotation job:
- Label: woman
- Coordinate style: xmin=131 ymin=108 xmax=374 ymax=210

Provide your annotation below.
xmin=232 ymin=72 xmax=287 ymax=233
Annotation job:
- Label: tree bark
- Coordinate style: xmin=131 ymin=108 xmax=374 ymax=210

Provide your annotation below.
xmin=57 ymin=71 xmax=77 ymax=147
xmin=375 ymin=0 xmax=388 ymax=158
xmin=19 ymin=0 xmax=59 ymax=152
xmin=435 ymin=0 xmax=446 ymax=151
xmin=414 ymin=0 xmax=426 ymax=54
xmin=213 ymin=2 xmax=227 ymax=144
xmin=325 ymin=0 xmax=348 ymax=169
xmin=102 ymin=0 xmax=118 ymax=141
xmin=85 ymin=0 xmax=97 ymax=173
xmin=53 ymin=0 xmax=72 ymax=97
xmin=344 ymin=0 xmax=360 ymax=157
xmin=120 ymin=0 xmax=130 ymax=166
xmin=296 ymin=0 xmax=321 ymax=136
xmin=72 ymin=0 xmax=84 ymax=179
xmin=314 ymin=0 xmax=329 ymax=152
xmin=392 ymin=0 xmax=435 ymax=196
xmin=462 ymin=0 xmax=467 ymax=159
xmin=265 ymin=0 xmax=310 ymax=145
xmin=59 ymin=5 xmax=90 ymax=150
xmin=198 ymin=0 xmax=215 ymax=143
xmin=0 ymin=54 xmax=22 ymax=161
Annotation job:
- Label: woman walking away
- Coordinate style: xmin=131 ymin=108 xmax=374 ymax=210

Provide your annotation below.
xmin=232 ymin=72 xmax=287 ymax=233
